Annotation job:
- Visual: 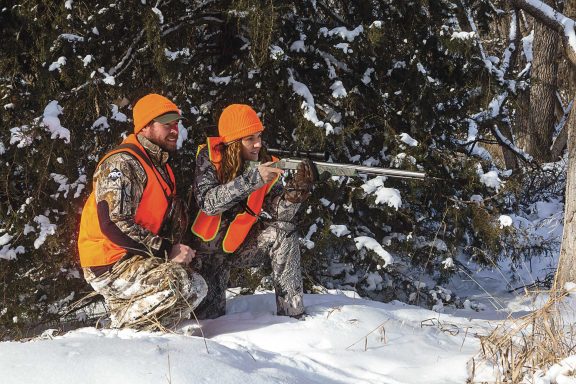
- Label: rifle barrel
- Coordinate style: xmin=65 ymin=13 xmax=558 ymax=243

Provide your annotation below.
xmin=274 ymin=158 xmax=426 ymax=179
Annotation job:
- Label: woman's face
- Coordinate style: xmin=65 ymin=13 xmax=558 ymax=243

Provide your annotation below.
xmin=240 ymin=132 xmax=263 ymax=161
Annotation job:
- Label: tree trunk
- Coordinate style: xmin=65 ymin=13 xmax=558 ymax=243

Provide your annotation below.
xmin=500 ymin=124 xmax=519 ymax=169
xmin=555 ymin=0 xmax=576 ymax=288
xmin=555 ymin=102 xmax=576 ymax=287
xmin=526 ymin=0 xmax=558 ymax=162
xmin=520 ymin=0 xmax=559 ymax=162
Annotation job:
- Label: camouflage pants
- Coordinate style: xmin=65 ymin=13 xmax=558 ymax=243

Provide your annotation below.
xmin=194 ymin=221 xmax=304 ymax=319
xmin=83 ymin=255 xmax=207 ymax=330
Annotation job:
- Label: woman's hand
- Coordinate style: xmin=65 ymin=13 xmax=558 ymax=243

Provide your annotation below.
xmin=284 ymin=159 xmax=318 ymax=203
xmin=258 ymin=162 xmax=283 ymax=184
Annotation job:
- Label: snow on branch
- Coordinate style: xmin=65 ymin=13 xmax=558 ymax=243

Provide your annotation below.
xmin=511 ymin=0 xmax=576 ymax=66
xmin=490 ymin=124 xmax=533 ymax=163
xmin=461 ymin=1 xmax=486 ymax=61
xmin=72 ymin=5 xmax=222 ymax=94
xmin=354 ymin=236 xmax=393 ymax=267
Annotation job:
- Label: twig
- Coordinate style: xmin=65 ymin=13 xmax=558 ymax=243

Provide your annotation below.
xmin=166 ymin=352 xmax=172 ymax=384
xmin=345 ymin=320 xmax=389 ymax=350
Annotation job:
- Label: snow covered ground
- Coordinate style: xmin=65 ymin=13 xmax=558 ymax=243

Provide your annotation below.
xmin=0 ymin=193 xmax=566 ymax=383
xmin=0 ymin=288 xmax=540 ymax=384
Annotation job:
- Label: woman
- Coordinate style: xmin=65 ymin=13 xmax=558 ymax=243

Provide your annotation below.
xmin=190 ymin=104 xmax=316 ymax=319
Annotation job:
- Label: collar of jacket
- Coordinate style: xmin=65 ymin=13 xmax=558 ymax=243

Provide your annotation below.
xmin=136 ymin=134 xmax=171 ymax=166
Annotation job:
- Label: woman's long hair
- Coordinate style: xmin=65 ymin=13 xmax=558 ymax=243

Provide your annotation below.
xmin=217 ymin=141 xmax=271 ymax=184
xmin=217 ymin=141 xmax=243 ymax=184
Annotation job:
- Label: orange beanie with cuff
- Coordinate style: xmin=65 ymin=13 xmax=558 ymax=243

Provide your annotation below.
xmin=218 ymin=104 xmax=264 ymax=143
xmin=133 ymin=94 xmax=180 ymax=134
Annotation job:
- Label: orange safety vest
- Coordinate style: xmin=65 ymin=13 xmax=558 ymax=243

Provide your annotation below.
xmin=191 ymin=137 xmax=279 ymax=253
xmin=78 ymin=134 xmax=176 ymax=267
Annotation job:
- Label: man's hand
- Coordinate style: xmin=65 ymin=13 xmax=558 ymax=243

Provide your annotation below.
xmin=169 ymin=243 xmax=196 ymax=264
xmin=258 ymin=161 xmax=283 ymax=184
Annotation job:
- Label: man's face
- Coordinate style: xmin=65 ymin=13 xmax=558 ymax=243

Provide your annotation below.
xmin=142 ymin=120 xmax=179 ymax=152
xmin=240 ymin=132 xmax=263 ymax=161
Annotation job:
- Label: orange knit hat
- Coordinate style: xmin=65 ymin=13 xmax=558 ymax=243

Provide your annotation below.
xmin=133 ymin=94 xmax=180 ymax=134
xmin=218 ymin=104 xmax=263 ymax=143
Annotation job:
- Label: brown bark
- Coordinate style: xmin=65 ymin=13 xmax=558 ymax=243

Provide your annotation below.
xmin=552 ymin=0 xmax=576 ymax=160
xmin=518 ymin=0 xmax=559 ymax=161
xmin=556 ymin=103 xmax=576 ymax=287
xmin=555 ymin=0 xmax=576 ymax=287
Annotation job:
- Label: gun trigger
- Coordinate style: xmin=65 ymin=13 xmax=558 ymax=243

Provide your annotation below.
xmin=259 ymin=210 xmax=272 ymax=220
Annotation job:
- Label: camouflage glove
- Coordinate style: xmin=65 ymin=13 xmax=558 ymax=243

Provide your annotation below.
xmin=284 ymin=159 xmax=318 ymax=203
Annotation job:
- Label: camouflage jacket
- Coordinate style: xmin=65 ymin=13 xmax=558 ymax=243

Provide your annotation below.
xmin=192 ymin=146 xmax=301 ymax=253
xmin=93 ymin=134 xmax=178 ymax=260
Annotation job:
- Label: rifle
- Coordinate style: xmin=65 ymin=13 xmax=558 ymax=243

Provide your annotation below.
xmin=266 ymin=148 xmax=426 ymax=179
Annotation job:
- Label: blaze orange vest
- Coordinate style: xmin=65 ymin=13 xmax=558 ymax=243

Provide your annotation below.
xmin=78 ymin=134 xmax=176 ymax=267
xmin=191 ymin=137 xmax=278 ymax=253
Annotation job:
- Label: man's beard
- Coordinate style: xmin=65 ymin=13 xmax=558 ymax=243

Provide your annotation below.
xmin=152 ymin=135 xmax=177 ymax=153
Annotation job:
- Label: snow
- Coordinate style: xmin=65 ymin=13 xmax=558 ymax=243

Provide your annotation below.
xmin=329 ymin=224 xmax=350 ymax=237
xmin=399 ymin=132 xmax=418 ymax=147
xmin=0 ymin=233 xmax=12 ymax=246
xmin=287 ymin=69 xmax=326 ymax=130
xmin=479 ymin=170 xmax=502 ymax=191
xmin=0 ymin=292 xmax=490 ymax=384
xmin=269 ymin=45 xmax=285 ymax=60
xmin=91 ymin=116 xmax=109 ymax=131
xmin=360 ymin=177 xmax=402 ymax=209
xmin=81 ymin=55 xmax=92 ymax=66
xmin=361 ymin=68 xmax=374 ymax=84
xmin=151 ymin=7 xmax=164 ymax=24
xmin=442 ymin=257 xmax=455 ymax=269
xmin=32 ymin=215 xmax=57 ymax=249
xmin=370 ymin=21 xmax=383 ymax=29
xmin=43 ymin=100 xmax=71 ymax=143
xmin=354 ymin=236 xmax=393 ymax=266
xmin=290 ymin=39 xmax=306 ymax=52
xmin=522 ymin=30 xmax=534 ymax=63
xmin=165 ymin=48 xmax=190 ymax=61
xmin=451 ymin=31 xmax=475 ymax=40
xmin=499 ymin=215 xmax=513 ymax=228
xmin=110 ymin=104 xmax=127 ymax=122
xmin=209 ymin=75 xmax=232 ymax=85
xmin=59 ymin=33 xmax=84 ymax=43
xmin=48 ymin=56 xmax=67 ymax=72
xmin=330 ymin=80 xmax=347 ymax=98
xmin=319 ymin=25 xmax=364 ymax=42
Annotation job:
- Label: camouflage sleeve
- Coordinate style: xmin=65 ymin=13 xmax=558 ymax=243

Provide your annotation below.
xmin=94 ymin=152 xmax=171 ymax=258
xmin=193 ymin=147 xmax=265 ymax=215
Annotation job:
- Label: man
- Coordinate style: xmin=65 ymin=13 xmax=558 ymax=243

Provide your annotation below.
xmin=78 ymin=93 xmax=207 ymax=330
xmin=191 ymin=104 xmax=316 ymax=319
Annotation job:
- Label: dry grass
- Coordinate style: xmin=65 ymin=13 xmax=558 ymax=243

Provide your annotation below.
xmin=469 ymin=288 xmax=576 ymax=383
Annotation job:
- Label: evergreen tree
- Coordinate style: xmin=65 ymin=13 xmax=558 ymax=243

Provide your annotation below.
xmin=0 ymin=0 xmax=547 ymax=337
